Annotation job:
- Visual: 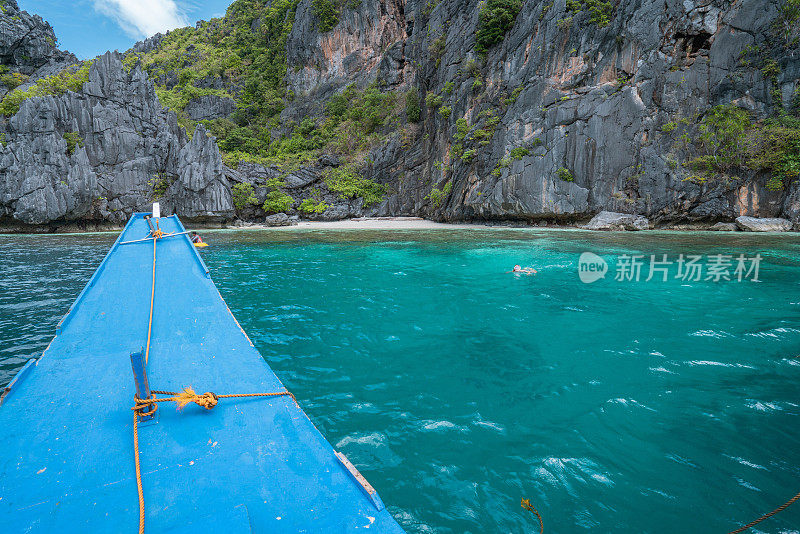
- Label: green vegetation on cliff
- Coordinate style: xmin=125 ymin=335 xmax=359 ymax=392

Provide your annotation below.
xmin=0 ymin=65 xmax=27 ymax=90
xmin=426 ymin=181 xmax=452 ymax=208
xmin=312 ymin=0 xmax=339 ymax=32
xmin=0 ymin=61 xmax=92 ymax=116
xmin=231 ymin=182 xmax=258 ymax=210
xmin=63 ymin=132 xmax=84 ymax=156
xmin=216 ymin=81 xmax=398 ymax=170
xmin=475 ymin=0 xmax=522 ymax=53
xmin=405 ymin=88 xmax=421 ymax=123
xmin=324 ymin=165 xmax=385 ymax=206
xmin=127 ymin=0 xmax=300 ymax=147
xmin=263 ymin=189 xmax=294 ymax=213
xmin=299 ymin=197 xmax=330 ymax=214
xmin=666 ymin=105 xmax=800 ymax=190
xmin=556 ymin=167 xmax=574 ymax=182
xmin=262 ymin=178 xmax=294 ymax=213
xmin=566 ymin=0 xmax=614 ymax=27
xmin=126 ymin=0 xmax=389 ymax=210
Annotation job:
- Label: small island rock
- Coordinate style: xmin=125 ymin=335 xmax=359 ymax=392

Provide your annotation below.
xmin=265 ymin=213 xmax=296 ymax=226
xmin=735 ymin=216 xmax=792 ymax=232
xmin=583 ymin=211 xmax=650 ymax=231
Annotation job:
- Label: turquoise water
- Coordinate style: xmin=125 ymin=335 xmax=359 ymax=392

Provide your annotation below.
xmin=1 ymin=229 xmax=799 ymax=532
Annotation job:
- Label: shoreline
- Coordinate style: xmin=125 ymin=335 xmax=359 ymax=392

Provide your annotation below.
xmin=1 ymin=216 xmax=798 ymax=235
xmin=207 ymin=216 xmax=800 ymax=234
xmin=243 ymin=217 xmax=486 ymax=230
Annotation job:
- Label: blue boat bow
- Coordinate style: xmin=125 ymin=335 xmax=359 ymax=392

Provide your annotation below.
xmin=0 ymin=213 xmax=404 ymax=533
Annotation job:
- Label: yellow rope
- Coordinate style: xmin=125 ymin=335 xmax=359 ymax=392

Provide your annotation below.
xmin=134 ymin=387 xmax=298 ymax=412
xmin=143 ymin=219 xmax=171 ymax=366
xmin=521 ymin=498 xmax=544 ymax=533
xmin=132 ymin=387 xmax=297 ymax=533
xmin=728 ymin=490 xmax=800 ymax=533
xmin=133 ymin=410 xmax=145 ymax=534
xmin=144 ymin=236 xmax=156 ymax=365
xmin=131 ymin=219 xmax=299 ymax=532
xmin=151 ymin=219 xmax=165 ymax=240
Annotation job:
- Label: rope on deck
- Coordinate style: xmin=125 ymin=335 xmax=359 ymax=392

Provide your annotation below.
xmin=521 ymin=498 xmax=544 ymax=533
xmin=133 ymin=410 xmax=145 ymax=534
xmin=142 ymin=218 xmax=166 ymax=366
xmin=119 ymin=230 xmax=191 ymax=245
xmin=126 ymin=222 xmax=298 ymax=533
xmin=134 ymin=219 xmax=204 ymax=367
xmin=134 ymin=387 xmax=298 ymax=412
xmin=727 ymin=491 xmax=800 ymax=533
xmin=132 ymin=387 xmax=298 ymax=534
xmin=145 ymin=235 xmax=156 ymax=365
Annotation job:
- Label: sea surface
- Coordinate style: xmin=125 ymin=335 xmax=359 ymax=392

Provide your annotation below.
xmin=1 ymin=228 xmax=799 ymax=533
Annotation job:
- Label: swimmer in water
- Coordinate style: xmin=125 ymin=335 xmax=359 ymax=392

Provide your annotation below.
xmin=508 ymin=264 xmax=537 ymax=275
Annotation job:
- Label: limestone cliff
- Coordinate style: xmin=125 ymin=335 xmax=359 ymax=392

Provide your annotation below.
xmin=1 ymin=0 xmax=799 ymax=229
xmin=0 ymin=0 xmax=75 ymax=100
xmin=386 ymin=0 xmax=800 ymax=224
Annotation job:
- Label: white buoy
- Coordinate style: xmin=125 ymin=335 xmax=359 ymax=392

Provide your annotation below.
xmin=152 ymin=202 xmax=161 ymax=219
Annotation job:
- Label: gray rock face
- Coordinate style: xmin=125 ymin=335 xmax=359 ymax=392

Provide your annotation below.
xmin=709 ymin=222 xmax=738 ymax=231
xmin=584 ymin=211 xmax=650 ymax=231
xmin=285 ymin=0 xmax=410 ymax=95
xmin=162 ymin=124 xmax=234 ymax=221
xmin=735 ymin=216 xmax=793 ymax=232
xmin=2 ymin=0 xmax=800 ymax=228
xmin=0 ymin=0 xmax=75 ymax=100
xmin=396 ymin=0 xmax=796 ymax=223
xmin=275 ymin=0 xmax=800 ymax=225
xmin=184 ymin=95 xmax=236 ymax=121
xmin=0 ymin=0 xmax=68 ymax=72
xmin=460 ymin=164 xmax=590 ymax=221
xmin=0 ymin=49 xmax=232 ymax=226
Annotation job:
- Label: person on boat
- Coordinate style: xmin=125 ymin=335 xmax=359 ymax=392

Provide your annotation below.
xmin=508 ymin=264 xmax=537 ymax=275
xmin=190 ymin=231 xmax=204 ymax=244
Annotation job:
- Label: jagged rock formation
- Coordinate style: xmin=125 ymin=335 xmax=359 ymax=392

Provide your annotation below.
xmin=0 ymin=3 xmax=233 ymax=229
xmin=0 ymin=0 xmax=799 ymax=229
xmin=0 ymin=0 xmax=75 ymax=100
xmin=163 ymin=123 xmax=235 ymax=220
xmin=363 ymin=0 xmax=800 ymax=224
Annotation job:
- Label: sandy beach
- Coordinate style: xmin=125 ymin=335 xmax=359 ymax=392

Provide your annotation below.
xmin=270 ymin=217 xmax=484 ymax=230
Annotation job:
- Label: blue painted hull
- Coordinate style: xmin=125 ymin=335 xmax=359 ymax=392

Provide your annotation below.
xmin=0 ymin=214 xmax=404 ymax=533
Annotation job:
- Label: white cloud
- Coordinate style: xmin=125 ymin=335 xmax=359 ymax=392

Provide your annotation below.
xmin=94 ymin=0 xmax=190 ymax=39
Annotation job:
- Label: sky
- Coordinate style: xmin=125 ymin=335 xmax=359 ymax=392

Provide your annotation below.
xmin=18 ymin=0 xmax=233 ymax=59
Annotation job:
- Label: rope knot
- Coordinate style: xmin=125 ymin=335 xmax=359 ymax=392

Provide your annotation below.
xmin=151 ymin=220 xmax=165 ymax=239
xmin=175 ymin=387 xmax=218 ymax=410
xmin=133 ymin=395 xmax=157 ymax=417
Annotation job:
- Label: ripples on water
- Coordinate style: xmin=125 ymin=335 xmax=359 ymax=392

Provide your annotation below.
xmin=1 ymin=228 xmax=799 ymax=532
xmin=0 ymin=234 xmax=115 ymax=385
